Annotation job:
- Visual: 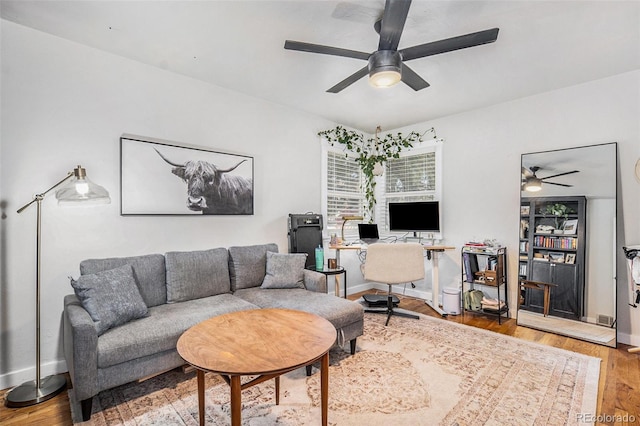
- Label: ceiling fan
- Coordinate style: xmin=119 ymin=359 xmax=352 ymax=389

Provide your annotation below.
xmin=522 ymin=166 xmax=580 ymax=192
xmin=284 ymin=0 xmax=499 ymax=93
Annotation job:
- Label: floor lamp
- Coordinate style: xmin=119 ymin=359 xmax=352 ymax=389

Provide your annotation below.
xmin=5 ymin=165 xmax=110 ymax=408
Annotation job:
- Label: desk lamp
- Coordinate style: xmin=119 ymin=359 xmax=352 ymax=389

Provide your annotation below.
xmin=6 ymin=166 xmax=110 ymax=407
xmin=341 ymin=215 xmax=363 ymax=242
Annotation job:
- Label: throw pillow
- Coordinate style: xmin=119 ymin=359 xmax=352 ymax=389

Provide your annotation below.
xmin=165 ymin=248 xmax=231 ymax=303
xmin=228 ymin=243 xmax=279 ymax=291
xmin=261 ymin=252 xmax=307 ymax=289
xmin=71 ymin=264 xmax=148 ymax=335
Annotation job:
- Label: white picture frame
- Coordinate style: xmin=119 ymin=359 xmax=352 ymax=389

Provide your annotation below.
xmin=562 ymin=219 xmax=578 ymax=235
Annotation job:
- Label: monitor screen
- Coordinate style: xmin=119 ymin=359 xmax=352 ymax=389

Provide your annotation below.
xmin=388 ymin=201 xmax=440 ymax=233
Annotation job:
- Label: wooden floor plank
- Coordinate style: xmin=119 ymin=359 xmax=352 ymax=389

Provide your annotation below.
xmin=1 ymin=289 xmax=637 ymax=425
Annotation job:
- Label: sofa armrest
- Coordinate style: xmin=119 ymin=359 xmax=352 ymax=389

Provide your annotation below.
xmin=303 ymin=269 xmax=327 ymax=293
xmin=63 ymin=294 xmax=99 ymax=401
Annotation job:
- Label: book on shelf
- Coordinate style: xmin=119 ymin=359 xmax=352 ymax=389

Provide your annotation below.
xmin=463 ymin=252 xmax=479 ymax=283
xmin=519 ymin=263 xmax=528 ymax=276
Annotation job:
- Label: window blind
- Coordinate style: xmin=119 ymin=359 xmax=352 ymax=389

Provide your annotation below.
xmin=380 ymin=152 xmax=437 ymax=230
xmin=326 ymin=151 xmax=364 ymax=233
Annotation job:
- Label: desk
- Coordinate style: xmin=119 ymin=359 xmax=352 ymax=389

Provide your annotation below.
xmin=329 ymin=244 xmax=362 ymax=269
xmin=329 ymin=244 xmax=455 ymax=315
xmin=422 ymin=246 xmax=456 ymax=316
xmin=307 ymin=265 xmax=347 ymax=298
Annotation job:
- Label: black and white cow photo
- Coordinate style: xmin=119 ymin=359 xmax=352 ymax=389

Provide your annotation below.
xmin=120 ymin=137 xmax=253 ymax=215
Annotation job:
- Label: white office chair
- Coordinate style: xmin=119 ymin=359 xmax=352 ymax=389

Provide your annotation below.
xmin=363 ymin=243 xmax=425 ymax=325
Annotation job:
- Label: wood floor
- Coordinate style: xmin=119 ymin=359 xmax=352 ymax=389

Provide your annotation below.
xmin=1 ymin=289 xmax=638 ymax=425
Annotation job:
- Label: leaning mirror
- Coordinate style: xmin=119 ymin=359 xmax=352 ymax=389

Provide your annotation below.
xmin=518 ymin=142 xmax=617 ymax=347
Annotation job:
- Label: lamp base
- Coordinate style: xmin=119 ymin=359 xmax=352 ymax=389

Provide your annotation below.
xmin=4 ymin=375 xmax=67 ymax=408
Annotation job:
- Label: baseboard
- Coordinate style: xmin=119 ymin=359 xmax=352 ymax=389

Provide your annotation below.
xmin=0 ymin=359 xmax=67 ymax=391
xmin=617 ymin=331 xmax=640 ymax=347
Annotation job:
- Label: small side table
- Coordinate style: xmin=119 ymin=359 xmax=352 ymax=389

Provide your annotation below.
xmin=307 ymin=266 xmax=347 ymax=298
xmin=520 ymin=279 xmax=558 ymax=317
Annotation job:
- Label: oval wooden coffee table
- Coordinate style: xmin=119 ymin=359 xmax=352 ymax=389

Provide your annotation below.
xmin=177 ymin=308 xmax=336 ymax=426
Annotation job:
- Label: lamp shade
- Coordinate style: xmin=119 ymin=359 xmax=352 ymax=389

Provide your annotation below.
xmin=55 ymin=165 xmax=110 ymax=205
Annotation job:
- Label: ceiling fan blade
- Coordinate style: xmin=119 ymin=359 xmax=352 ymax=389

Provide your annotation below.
xmin=399 ymin=28 xmax=499 ymax=61
xmin=545 ymin=181 xmax=573 ymax=188
xmin=522 ymin=166 xmax=534 ymax=177
xmin=326 ymin=66 xmax=369 ymax=93
xmin=541 ymin=170 xmax=580 ymax=180
xmin=401 ymin=63 xmax=430 ymax=91
xmin=378 ymin=0 xmax=412 ymax=51
xmin=284 ymin=40 xmax=370 ymax=60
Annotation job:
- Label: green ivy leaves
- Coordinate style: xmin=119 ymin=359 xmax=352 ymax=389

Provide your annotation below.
xmin=318 ymin=125 xmax=427 ymax=221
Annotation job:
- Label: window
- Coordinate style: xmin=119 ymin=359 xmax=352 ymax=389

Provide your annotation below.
xmin=323 ymin=142 xmax=442 ymax=237
xmin=378 ymin=148 xmax=440 ymax=232
xmin=323 ymin=150 xmax=364 ymax=236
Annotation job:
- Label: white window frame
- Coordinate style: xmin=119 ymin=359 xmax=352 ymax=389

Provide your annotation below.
xmin=321 ymin=141 xmax=365 ymax=239
xmin=378 ymin=142 xmax=443 ymax=238
xmin=322 ymin=138 xmax=443 ymax=239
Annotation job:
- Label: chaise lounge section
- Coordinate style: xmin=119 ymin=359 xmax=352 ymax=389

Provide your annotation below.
xmin=63 ymin=243 xmax=364 ymax=421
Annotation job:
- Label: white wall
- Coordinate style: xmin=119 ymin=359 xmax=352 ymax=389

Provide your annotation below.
xmin=388 ymin=69 xmax=639 ymax=346
xmin=1 ymin=19 xmax=639 ymax=390
xmin=0 ymin=21 xmax=333 ymax=388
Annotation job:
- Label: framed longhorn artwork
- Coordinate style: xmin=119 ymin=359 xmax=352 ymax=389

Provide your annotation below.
xmin=120 ymin=135 xmax=254 ymax=215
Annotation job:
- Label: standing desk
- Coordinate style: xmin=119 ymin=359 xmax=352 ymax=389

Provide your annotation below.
xmin=329 ymin=244 xmax=455 ymax=314
xmin=422 ymin=246 xmax=455 ymax=316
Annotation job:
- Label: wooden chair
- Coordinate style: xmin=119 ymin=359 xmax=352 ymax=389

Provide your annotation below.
xmin=363 ymin=243 xmax=425 ymax=325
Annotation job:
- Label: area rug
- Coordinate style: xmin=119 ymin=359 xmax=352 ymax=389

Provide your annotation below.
xmin=70 ymin=312 xmax=600 ymax=425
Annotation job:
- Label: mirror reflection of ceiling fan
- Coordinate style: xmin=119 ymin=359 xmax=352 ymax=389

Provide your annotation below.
xmin=284 ymin=0 xmax=499 ymax=93
xmin=521 ymin=166 xmax=580 ymax=192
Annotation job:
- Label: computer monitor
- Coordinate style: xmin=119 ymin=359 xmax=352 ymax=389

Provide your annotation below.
xmin=388 ymin=201 xmax=440 ymax=236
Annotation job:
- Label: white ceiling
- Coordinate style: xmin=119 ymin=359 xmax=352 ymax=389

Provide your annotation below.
xmin=1 ymin=0 xmax=639 ymax=132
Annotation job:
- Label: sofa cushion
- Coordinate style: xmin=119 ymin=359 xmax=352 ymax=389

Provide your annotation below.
xmin=80 ymin=253 xmax=166 ymax=308
xmin=228 ymin=243 xmax=278 ymax=291
xmin=71 ymin=264 xmax=148 ymax=336
xmin=165 ymin=248 xmax=231 ymax=303
xmin=261 ymin=252 xmax=306 ymax=289
xmin=96 ymin=294 xmax=258 ymax=368
xmin=233 ymin=287 xmax=364 ymax=331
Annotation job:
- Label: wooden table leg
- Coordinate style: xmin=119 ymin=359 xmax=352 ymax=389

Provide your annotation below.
xmin=197 ymin=369 xmax=205 ymax=426
xmin=543 ymin=286 xmax=551 ymax=317
xmin=275 ymin=376 xmax=280 ymax=405
xmin=320 ymin=352 xmax=329 ymax=426
xmin=230 ymin=376 xmax=241 ymax=426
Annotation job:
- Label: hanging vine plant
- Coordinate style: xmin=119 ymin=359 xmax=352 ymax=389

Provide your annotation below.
xmin=318 ymin=125 xmax=437 ymax=221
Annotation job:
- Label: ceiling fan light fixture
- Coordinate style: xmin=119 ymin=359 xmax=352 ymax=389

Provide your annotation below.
xmin=368 ymin=50 xmax=402 ymax=88
xmin=369 ymin=70 xmax=401 ymax=88
xmin=524 ymin=178 xmax=543 ymax=192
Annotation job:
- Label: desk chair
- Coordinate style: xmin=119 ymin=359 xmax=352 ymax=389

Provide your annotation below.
xmin=363 ymin=243 xmax=425 ymax=325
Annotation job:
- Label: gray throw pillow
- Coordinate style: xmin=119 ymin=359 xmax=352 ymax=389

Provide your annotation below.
xmin=71 ymin=264 xmax=148 ymax=335
xmin=261 ymin=252 xmax=307 ymax=289
xmin=165 ymin=248 xmax=231 ymax=303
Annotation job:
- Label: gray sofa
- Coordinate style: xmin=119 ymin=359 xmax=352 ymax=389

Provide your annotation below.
xmin=63 ymin=243 xmax=364 ymax=421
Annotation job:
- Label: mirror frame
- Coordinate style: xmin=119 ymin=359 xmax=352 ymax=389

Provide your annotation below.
xmin=517 ymin=142 xmax=618 ymax=347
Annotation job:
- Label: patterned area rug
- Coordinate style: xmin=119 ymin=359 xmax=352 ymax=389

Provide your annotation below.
xmin=71 ymin=312 xmax=600 ymax=425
